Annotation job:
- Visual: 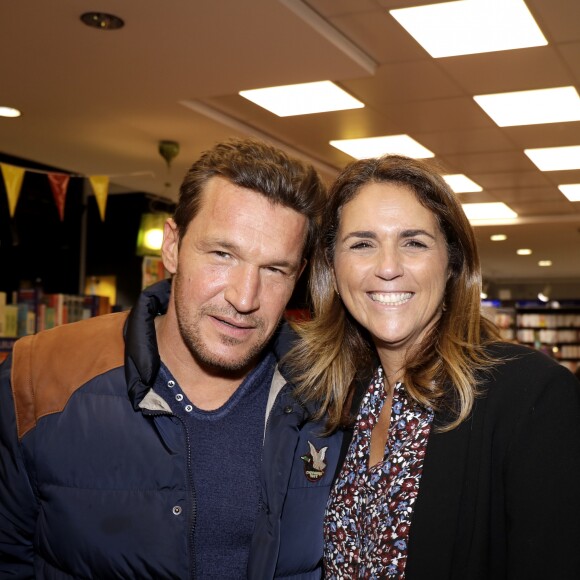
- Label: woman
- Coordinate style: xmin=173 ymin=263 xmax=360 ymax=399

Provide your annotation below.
xmin=288 ymin=155 xmax=580 ymax=579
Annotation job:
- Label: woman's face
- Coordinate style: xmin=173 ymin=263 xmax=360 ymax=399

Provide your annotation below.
xmin=333 ymin=181 xmax=449 ymax=364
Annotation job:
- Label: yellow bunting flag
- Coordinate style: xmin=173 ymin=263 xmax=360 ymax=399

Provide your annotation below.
xmin=1 ymin=163 xmax=25 ymax=217
xmin=47 ymin=173 xmax=70 ymax=221
xmin=89 ymin=175 xmax=110 ymax=221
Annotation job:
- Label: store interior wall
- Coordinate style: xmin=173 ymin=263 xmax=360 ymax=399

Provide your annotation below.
xmin=1 ymin=152 xmax=578 ymax=309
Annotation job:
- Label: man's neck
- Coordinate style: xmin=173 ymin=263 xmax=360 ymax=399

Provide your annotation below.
xmin=155 ymin=314 xmax=249 ymax=411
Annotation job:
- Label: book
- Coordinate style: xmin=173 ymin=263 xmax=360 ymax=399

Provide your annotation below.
xmin=0 ymin=291 xmax=6 ymax=337
xmin=17 ymin=303 xmax=36 ymax=337
xmin=4 ymin=305 xmax=18 ymax=338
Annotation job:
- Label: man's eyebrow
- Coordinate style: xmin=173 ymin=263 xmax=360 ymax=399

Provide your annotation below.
xmin=199 ymin=237 xmax=238 ymax=251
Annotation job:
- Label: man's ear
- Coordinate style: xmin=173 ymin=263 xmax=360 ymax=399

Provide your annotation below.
xmin=161 ymin=218 xmax=179 ymax=274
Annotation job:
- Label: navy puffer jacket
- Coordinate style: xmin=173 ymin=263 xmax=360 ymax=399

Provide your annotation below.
xmin=0 ymin=280 xmax=345 ymax=579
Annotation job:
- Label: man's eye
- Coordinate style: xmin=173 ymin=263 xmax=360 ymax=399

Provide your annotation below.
xmin=213 ymin=251 xmax=231 ymax=258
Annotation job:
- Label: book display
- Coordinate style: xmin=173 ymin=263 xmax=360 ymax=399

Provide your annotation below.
xmin=0 ymin=288 xmax=112 ymax=363
xmin=481 ymin=304 xmax=516 ymax=342
xmin=516 ymin=308 xmax=580 ymax=373
xmin=482 ymin=302 xmax=580 ymax=374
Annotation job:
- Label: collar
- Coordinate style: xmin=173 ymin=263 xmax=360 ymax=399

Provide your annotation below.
xmin=123 ymin=278 xmax=301 ymax=411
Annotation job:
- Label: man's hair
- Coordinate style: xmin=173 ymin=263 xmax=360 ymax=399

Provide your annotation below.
xmin=173 ymin=137 xmax=326 ymax=258
xmin=287 ymin=154 xmax=500 ymax=432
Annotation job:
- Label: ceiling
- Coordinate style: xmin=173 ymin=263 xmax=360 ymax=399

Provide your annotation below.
xmin=1 ymin=0 xmax=580 ymax=286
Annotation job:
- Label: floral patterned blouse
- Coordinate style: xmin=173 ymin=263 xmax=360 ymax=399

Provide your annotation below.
xmin=324 ymin=366 xmax=434 ymax=579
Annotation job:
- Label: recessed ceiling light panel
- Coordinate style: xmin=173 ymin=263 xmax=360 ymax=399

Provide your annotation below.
xmin=525 ymin=145 xmax=580 ymax=171
xmin=389 ymin=0 xmax=547 ymax=58
xmin=239 ymin=81 xmax=364 ymax=117
xmin=0 ymin=106 xmax=21 ymax=118
xmin=443 ymin=174 xmax=482 ymax=193
xmin=80 ymin=12 xmax=125 ymax=30
xmin=517 ymin=248 xmax=532 ymax=255
xmin=329 ymin=135 xmax=434 ymax=160
xmin=490 ymin=234 xmax=507 ymax=241
xmin=558 ymin=184 xmax=580 ymax=202
xmin=538 ymin=260 xmax=552 ymax=267
xmin=462 ymin=202 xmax=517 ymax=221
xmin=474 ymin=86 xmax=580 ymax=127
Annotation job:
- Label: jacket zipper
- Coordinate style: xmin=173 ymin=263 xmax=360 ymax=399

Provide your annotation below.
xmin=144 ymin=409 xmax=196 ymax=579
xmin=173 ymin=414 xmax=197 ymax=580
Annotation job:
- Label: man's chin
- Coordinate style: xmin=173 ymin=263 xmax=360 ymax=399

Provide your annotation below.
xmin=189 ymin=346 xmax=261 ymax=378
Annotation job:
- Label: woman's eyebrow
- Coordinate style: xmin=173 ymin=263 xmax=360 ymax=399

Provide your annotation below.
xmin=401 ymin=228 xmax=436 ymax=240
xmin=341 ymin=230 xmax=377 ymax=242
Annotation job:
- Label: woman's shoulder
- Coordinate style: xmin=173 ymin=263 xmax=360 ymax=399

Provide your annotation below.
xmin=485 ymin=339 xmax=538 ymax=355
xmin=479 ymin=340 xmax=579 ymax=403
xmin=484 ymin=340 xmax=566 ymax=371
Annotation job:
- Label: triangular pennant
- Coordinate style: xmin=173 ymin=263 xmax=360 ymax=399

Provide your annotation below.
xmin=89 ymin=175 xmax=110 ymax=221
xmin=47 ymin=173 xmax=70 ymax=221
xmin=1 ymin=163 xmax=25 ymax=218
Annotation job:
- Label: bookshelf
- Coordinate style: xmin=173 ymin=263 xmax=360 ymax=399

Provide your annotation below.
xmin=482 ymin=304 xmax=516 ymax=342
xmin=516 ymin=308 xmax=580 ymax=373
xmin=0 ymin=288 xmax=113 ymax=363
xmin=482 ymin=301 xmax=580 ymax=374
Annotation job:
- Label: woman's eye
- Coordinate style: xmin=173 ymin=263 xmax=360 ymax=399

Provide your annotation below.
xmin=350 ymin=241 xmax=373 ymax=250
xmin=405 ymin=239 xmax=427 ymax=249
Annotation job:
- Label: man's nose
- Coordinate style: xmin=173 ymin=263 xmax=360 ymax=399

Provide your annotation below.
xmin=224 ymin=264 xmax=261 ymax=313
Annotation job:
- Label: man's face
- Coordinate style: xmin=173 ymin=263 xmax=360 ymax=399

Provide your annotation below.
xmin=162 ymin=176 xmax=307 ymax=375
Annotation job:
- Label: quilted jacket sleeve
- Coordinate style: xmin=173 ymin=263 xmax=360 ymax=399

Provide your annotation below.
xmin=0 ymin=354 xmax=38 ymax=578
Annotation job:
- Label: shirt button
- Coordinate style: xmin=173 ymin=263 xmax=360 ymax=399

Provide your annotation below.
xmin=167 ymin=380 xmax=175 ymax=388
xmin=172 ymin=506 xmax=182 ymax=516
xmin=284 ymin=405 xmax=293 ymax=414
xmin=185 ymin=405 xmax=193 ymax=412
xmin=175 ymin=394 xmax=184 ymax=402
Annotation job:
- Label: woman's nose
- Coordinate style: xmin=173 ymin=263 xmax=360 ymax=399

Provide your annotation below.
xmin=375 ymin=246 xmax=404 ymax=280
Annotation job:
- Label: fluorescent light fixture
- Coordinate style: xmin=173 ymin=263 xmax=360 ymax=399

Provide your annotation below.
xmin=474 ymin=86 xmax=580 ymax=127
xmin=239 ymin=80 xmax=364 ymax=117
xmin=0 ymin=106 xmax=21 ymax=118
xmin=525 ymin=145 xmax=580 ymax=171
xmin=389 ymin=0 xmax=547 ymax=59
xmin=538 ymin=260 xmax=552 ymax=267
xmin=490 ymin=234 xmax=507 ymax=241
xmin=558 ymin=184 xmax=580 ymax=202
xmin=462 ymin=202 xmax=517 ymax=221
xmin=517 ymin=248 xmax=532 ymax=255
xmin=443 ymin=174 xmax=482 ymax=193
xmin=329 ymin=135 xmax=434 ymax=159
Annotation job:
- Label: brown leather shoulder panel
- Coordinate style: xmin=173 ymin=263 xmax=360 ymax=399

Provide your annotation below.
xmin=11 ymin=311 xmax=129 ymax=439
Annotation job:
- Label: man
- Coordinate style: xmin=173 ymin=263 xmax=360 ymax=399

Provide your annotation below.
xmin=0 ymin=138 xmax=345 ymax=578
